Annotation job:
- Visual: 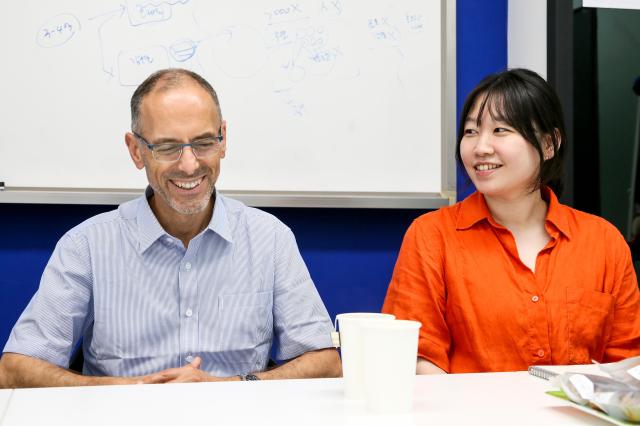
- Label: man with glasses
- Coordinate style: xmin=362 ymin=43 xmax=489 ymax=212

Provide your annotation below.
xmin=0 ymin=68 xmax=341 ymax=387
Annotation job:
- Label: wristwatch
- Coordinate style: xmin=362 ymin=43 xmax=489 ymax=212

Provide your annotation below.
xmin=239 ymin=374 xmax=260 ymax=381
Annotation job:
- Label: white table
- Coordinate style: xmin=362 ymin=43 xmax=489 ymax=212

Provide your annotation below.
xmin=0 ymin=372 xmax=612 ymax=426
xmin=0 ymin=390 xmax=13 ymax=424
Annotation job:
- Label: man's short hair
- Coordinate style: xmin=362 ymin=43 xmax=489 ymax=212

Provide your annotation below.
xmin=130 ymin=68 xmax=222 ymax=134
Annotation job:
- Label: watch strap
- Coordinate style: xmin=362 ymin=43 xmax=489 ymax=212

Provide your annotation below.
xmin=239 ymin=374 xmax=260 ymax=381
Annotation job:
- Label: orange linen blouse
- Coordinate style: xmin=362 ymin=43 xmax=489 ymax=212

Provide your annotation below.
xmin=382 ymin=189 xmax=640 ymax=373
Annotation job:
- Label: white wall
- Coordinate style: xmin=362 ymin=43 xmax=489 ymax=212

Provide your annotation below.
xmin=582 ymin=0 xmax=640 ymax=10
xmin=508 ymin=0 xmax=547 ymax=79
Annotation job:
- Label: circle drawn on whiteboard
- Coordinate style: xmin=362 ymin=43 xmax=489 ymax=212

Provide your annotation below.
xmin=211 ymin=26 xmax=267 ymax=79
xmin=169 ymin=39 xmax=198 ymax=62
xmin=36 ymin=14 xmax=81 ymax=48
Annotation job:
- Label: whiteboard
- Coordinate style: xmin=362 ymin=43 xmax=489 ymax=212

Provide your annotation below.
xmin=0 ymin=0 xmax=455 ymax=207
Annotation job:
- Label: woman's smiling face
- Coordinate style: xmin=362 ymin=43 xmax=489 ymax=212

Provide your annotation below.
xmin=460 ymin=96 xmax=543 ymax=201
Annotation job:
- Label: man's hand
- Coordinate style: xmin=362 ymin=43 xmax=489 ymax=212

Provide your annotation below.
xmin=0 ymin=353 xmax=236 ymax=388
xmin=142 ymin=357 xmax=238 ymax=384
xmin=255 ymin=348 xmax=341 ymax=380
xmin=0 ymin=352 xmax=160 ymax=388
xmin=0 ymin=349 xmax=340 ymax=388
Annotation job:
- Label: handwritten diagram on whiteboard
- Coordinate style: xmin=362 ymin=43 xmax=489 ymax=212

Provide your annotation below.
xmin=1 ymin=0 xmax=443 ymax=194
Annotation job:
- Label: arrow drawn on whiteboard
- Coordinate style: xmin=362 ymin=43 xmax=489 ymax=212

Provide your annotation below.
xmin=136 ymin=0 xmax=191 ymax=7
xmin=89 ymin=4 xmax=126 ymax=78
xmin=88 ymin=4 xmax=126 ymax=22
xmin=164 ymin=0 xmax=190 ymax=6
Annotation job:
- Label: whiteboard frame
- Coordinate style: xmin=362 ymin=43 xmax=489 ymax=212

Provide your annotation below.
xmin=0 ymin=188 xmax=453 ymax=209
xmin=0 ymin=0 xmax=456 ymax=209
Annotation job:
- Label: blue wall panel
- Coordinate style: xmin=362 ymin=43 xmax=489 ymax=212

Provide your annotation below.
xmin=264 ymin=207 xmax=424 ymax=319
xmin=0 ymin=0 xmax=508 ymax=346
xmin=0 ymin=203 xmax=112 ymax=339
xmin=456 ymin=0 xmax=508 ymax=200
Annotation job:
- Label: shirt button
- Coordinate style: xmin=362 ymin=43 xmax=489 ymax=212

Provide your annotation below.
xmin=185 ymin=262 xmax=192 ymax=271
xmin=185 ymin=308 xmax=193 ymax=317
xmin=531 ymin=295 xmax=540 ymax=303
xmin=165 ymin=237 xmax=172 ymax=244
xmin=186 ymin=355 xmax=194 ymax=363
xmin=537 ymin=349 xmax=545 ymax=358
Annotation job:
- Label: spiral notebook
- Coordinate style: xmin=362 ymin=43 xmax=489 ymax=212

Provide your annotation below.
xmin=528 ymin=363 xmax=610 ymax=380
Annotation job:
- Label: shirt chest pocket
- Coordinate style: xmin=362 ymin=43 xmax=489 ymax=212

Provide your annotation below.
xmin=214 ymin=291 xmax=274 ymax=353
xmin=567 ymin=287 xmax=614 ymax=363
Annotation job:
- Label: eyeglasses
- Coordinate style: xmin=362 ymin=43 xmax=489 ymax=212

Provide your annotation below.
xmin=133 ymin=128 xmax=224 ymax=162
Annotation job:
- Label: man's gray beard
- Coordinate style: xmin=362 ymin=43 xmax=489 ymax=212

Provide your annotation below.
xmin=151 ymin=180 xmax=213 ymax=215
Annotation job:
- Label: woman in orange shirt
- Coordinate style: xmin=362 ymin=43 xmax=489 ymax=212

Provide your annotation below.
xmin=382 ymin=68 xmax=640 ymax=374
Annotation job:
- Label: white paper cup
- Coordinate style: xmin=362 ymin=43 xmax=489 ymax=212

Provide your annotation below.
xmin=361 ymin=320 xmax=421 ymax=414
xmin=336 ymin=313 xmax=395 ymax=400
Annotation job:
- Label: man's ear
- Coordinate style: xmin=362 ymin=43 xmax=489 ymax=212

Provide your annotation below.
xmin=125 ymin=132 xmax=145 ymax=170
xmin=219 ymin=120 xmax=227 ymax=159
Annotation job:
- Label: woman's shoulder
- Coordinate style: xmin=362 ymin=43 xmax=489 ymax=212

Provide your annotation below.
xmin=554 ymin=202 xmax=626 ymax=244
xmin=411 ymin=194 xmax=479 ymax=232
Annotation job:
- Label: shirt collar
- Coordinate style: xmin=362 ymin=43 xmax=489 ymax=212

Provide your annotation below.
xmin=137 ymin=187 xmax=167 ymax=253
xmin=208 ymin=192 xmax=234 ymax=244
xmin=542 ymin=187 xmax=572 ymax=240
xmin=137 ymin=187 xmax=234 ymax=253
xmin=455 ymin=187 xmax=572 ymax=240
xmin=455 ymin=191 xmax=493 ymax=230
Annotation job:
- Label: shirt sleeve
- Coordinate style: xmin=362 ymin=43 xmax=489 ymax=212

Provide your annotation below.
xmin=603 ymin=229 xmax=640 ymax=362
xmin=271 ymin=226 xmax=334 ymax=361
xmin=3 ymin=232 xmax=93 ymax=368
xmin=382 ymin=218 xmax=451 ymax=372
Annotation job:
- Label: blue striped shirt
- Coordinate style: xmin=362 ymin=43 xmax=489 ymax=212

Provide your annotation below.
xmin=4 ymin=190 xmax=334 ymax=377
